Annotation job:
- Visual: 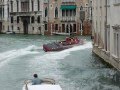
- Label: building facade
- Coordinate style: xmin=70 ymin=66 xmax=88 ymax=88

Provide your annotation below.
xmin=43 ymin=0 xmax=92 ymax=35
xmin=92 ymin=0 xmax=120 ymax=70
xmin=9 ymin=0 xmax=44 ymax=34
xmin=0 ymin=0 xmax=92 ymax=35
xmin=0 ymin=0 xmax=9 ymax=33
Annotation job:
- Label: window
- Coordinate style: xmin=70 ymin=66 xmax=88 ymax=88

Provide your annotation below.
xmin=62 ymin=10 xmax=65 ymax=17
xmin=38 ymin=0 xmax=40 ymax=11
xmin=8 ymin=4 xmax=9 ymax=18
xmin=73 ymin=24 xmax=76 ymax=32
xmin=17 ymin=16 xmax=19 ymax=23
xmin=11 ymin=16 xmax=13 ymax=23
xmin=38 ymin=27 xmax=41 ymax=30
xmin=32 ymin=27 xmax=34 ymax=30
xmin=21 ymin=2 xmax=29 ymax=12
xmin=31 ymin=16 xmax=34 ymax=23
xmin=66 ymin=10 xmax=68 ymax=16
xmin=45 ymin=7 xmax=48 ymax=17
xmin=37 ymin=16 xmax=40 ymax=23
xmin=70 ymin=10 xmax=72 ymax=16
xmin=32 ymin=0 xmax=34 ymax=11
xmin=11 ymin=1 xmax=13 ymax=12
xmin=17 ymin=27 xmax=20 ymax=30
xmin=17 ymin=0 xmax=19 ymax=12
xmin=45 ymin=24 xmax=48 ymax=30
xmin=55 ymin=24 xmax=58 ymax=31
xmin=80 ymin=6 xmax=83 ymax=11
xmin=55 ymin=7 xmax=58 ymax=18
xmin=73 ymin=9 xmax=76 ymax=16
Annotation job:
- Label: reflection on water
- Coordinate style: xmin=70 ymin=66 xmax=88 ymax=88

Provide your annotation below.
xmin=0 ymin=34 xmax=119 ymax=90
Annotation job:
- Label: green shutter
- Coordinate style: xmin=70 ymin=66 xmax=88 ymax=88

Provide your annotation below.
xmin=60 ymin=5 xmax=76 ymax=10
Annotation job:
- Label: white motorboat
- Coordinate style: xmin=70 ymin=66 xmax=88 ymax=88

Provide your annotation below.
xmin=6 ymin=31 xmax=15 ymax=34
xmin=22 ymin=78 xmax=62 ymax=90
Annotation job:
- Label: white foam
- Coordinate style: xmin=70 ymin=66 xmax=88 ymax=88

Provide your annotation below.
xmin=81 ymin=82 xmax=120 ymax=90
xmin=26 ymin=45 xmax=43 ymax=51
xmin=0 ymin=45 xmax=39 ymax=67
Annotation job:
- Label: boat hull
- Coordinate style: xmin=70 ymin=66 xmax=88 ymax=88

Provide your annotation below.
xmin=23 ymin=79 xmax=62 ymax=90
xmin=43 ymin=37 xmax=84 ymax=52
xmin=23 ymin=84 xmax=62 ymax=90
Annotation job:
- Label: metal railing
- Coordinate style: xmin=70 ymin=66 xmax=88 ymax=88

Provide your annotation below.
xmin=61 ymin=17 xmax=76 ymax=21
xmin=62 ymin=0 xmax=76 ymax=3
xmin=10 ymin=11 xmax=42 ymax=16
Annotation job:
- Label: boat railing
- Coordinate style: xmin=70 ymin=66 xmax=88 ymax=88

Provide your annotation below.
xmin=24 ymin=78 xmax=56 ymax=90
xmin=24 ymin=78 xmax=56 ymax=85
xmin=41 ymin=78 xmax=56 ymax=85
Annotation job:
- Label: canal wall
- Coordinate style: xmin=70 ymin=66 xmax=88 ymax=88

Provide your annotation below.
xmin=93 ymin=46 xmax=120 ymax=71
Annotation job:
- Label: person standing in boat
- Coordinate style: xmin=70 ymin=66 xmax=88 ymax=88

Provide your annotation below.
xmin=32 ymin=74 xmax=43 ymax=85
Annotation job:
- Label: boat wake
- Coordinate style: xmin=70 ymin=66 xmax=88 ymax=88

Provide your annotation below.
xmin=0 ymin=45 xmax=40 ymax=68
xmin=38 ymin=42 xmax=92 ymax=60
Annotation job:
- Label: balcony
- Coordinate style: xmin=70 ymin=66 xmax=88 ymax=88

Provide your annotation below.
xmin=61 ymin=17 xmax=76 ymax=22
xmin=10 ymin=11 xmax=42 ymax=16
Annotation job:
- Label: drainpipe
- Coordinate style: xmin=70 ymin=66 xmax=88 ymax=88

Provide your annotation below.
xmin=105 ymin=0 xmax=107 ymax=26
xmin=105 ymin=0 xmax=107 ymax=51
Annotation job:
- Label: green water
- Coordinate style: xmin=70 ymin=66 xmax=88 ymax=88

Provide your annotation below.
xmin=0 ymin=34 xmax=119 ymax=90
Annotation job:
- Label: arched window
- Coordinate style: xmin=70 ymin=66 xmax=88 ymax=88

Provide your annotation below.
xmin=17 ymin=16 xmax=19 ymax=23
xmin=31 ymin=16 xmax=34 ymax=23
xmin=66 ymin=24 xmax=69 ymax=33
xmin=11 ymin=16 xmax=13 ymax=23
xmin=45 ymin=7 xmax=48 ymax=17
xmin=37 ymin=16 xmax=40 ymax=23
xmin=80 ymin=6 xmax=83 ymax=10
xmin=55 ymin=7 xmax=58 ymax=18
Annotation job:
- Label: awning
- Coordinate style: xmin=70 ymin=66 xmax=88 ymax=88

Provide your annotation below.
xmin=60 ymin=5 xmax=76 ymax=10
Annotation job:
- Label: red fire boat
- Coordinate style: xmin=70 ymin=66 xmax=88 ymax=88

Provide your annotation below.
xmin=43 ymin=37 xmax=84 ymax=52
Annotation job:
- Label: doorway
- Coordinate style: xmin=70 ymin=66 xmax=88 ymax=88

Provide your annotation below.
xmin=23 ymin=20 xmax=28 ymax=34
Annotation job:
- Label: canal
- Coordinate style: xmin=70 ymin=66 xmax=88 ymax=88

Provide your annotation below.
xmin=0 ymin=34 xmax=119 ymax=90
